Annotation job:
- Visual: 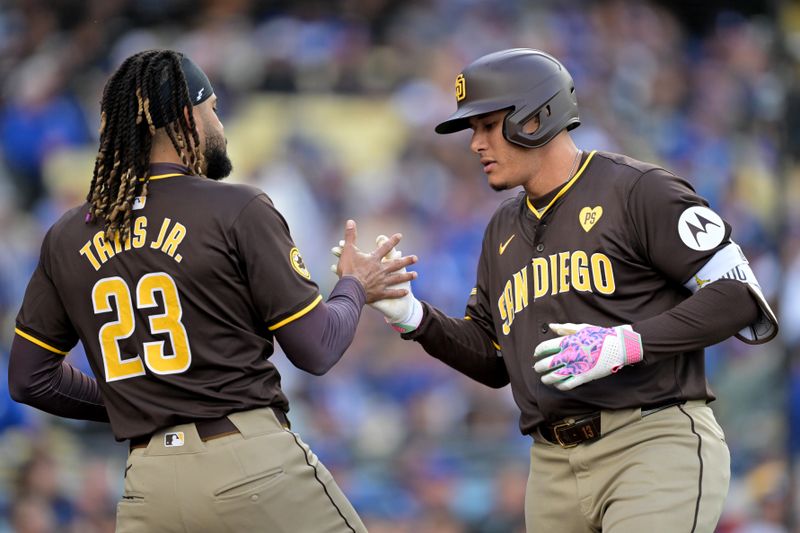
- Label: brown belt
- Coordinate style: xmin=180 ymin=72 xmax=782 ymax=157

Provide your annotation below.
xmin=537 ymin=402 xmax=684 ymax=448
xmin=538 ymin=413 xmax=601 ymax=448
xmin=130 ymin=407 xmax=289 ymax=451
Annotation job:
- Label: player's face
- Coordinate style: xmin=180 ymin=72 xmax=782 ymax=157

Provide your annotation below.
xmin=193 ymin=95 xmax=233 ymax=181
xmin=468 ymin=110 xmax=540 ymax=191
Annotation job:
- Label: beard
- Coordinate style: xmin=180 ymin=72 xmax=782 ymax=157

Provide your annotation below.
xmin=203 ymin=132 xmax=233 ymax=181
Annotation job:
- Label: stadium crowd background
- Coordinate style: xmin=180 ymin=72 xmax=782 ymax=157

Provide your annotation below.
xmin=0 ymin=0 xmax=798 ymax=531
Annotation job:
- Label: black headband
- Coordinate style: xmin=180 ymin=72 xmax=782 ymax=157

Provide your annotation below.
xmin=151 ymin=54 xmax=214 ymax=128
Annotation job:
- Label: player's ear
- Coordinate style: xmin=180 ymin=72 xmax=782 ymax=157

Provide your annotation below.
xmin=523 ymin=113 xmax=541 ymax=135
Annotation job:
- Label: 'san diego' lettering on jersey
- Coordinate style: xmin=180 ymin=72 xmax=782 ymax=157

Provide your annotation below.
xmin=498 ymin=251 xmax=616 ymax=335
xmin=79 ymin=216 xmax=188 ymax=270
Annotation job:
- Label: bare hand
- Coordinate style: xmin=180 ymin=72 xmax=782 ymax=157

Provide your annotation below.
xmin=334 ymin=220 xmax=417 ymax=303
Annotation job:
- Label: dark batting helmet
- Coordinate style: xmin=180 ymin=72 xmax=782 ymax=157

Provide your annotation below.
xmin=435 ymin=48 xmax=580 ymax=148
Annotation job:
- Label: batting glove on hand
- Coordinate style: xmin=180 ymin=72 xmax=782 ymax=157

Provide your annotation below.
xmin=332 ymin=235 xmax=422 ymax=333
xmin=533 ymin=323 xmax=643 ymax=391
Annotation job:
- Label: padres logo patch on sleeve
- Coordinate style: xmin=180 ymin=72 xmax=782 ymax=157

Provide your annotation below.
xmin=289 ymin=247 xmax=311 ymax=279
xmin=677 ymin=206 xmax=725 ymax=251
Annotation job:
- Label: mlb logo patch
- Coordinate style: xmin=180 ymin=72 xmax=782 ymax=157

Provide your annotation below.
xmin=132 ymin=196 xmax=146 ymax=210
xmin=164 ymin=432 xmax=185 ymax=447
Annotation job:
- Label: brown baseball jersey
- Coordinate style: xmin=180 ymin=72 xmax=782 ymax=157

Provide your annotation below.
xmin=15 ymin=163 xmax=320 ymax=440
xmin=464 ymin=150 xmax=742 ymax=434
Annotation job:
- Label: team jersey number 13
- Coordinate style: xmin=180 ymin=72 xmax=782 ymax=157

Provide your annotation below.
xmin=92 ymin=273 xmax=191 ymax=382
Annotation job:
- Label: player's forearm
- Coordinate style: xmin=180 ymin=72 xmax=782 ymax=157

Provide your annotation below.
xmin=402 ymin=302 xmax=509 ymax=388
xmin=8 ymin=335 xmax=109 ymax=422
xmin=632 ymin=279 xmax=760 ymax=363
xmin=275 ymin=276 xmax=366 ymax=375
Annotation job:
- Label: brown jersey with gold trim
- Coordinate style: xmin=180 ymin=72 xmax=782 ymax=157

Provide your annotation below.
xmin=16 ymin=164 xmax=319 ymax=440
xmin=466 ymin=150 xmax=732 ymax=434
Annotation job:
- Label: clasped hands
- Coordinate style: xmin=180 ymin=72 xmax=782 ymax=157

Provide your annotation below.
xmin=331 ymin=222 xmax=423 ymax=333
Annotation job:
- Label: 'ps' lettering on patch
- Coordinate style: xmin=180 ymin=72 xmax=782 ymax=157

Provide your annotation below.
xmin=289 ymin=247 xmax=311 ymax=279
xmin=677 ymin=206 xmax=725 ymax=251
xmin=579 ymin=206 xmax=603 ymax=232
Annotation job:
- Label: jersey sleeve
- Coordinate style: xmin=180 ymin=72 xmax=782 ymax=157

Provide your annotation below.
xmin=231 ymin=194 xmax=321 ymax=330
xmin=627 ymin=169 xmax=777 ymax=343
xmin=626 ymin=168 xmax=732 ymax=284
xmin=15 ymin=229 xmax=79 ymax=354
xmin=465 ymin=238 xmax=501 ymax=351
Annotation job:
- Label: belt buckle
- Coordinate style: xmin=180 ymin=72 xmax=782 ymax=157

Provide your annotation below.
xmin=552 ymin=418 xmax=578 ymax=449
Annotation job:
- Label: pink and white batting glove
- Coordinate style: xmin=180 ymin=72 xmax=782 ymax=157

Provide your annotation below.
xmin=533 ymin=323 xmax=643 ymax=391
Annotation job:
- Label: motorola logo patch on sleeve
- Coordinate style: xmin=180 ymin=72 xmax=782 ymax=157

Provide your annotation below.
xmin=678 ymin=206 xmax=725 ymax=251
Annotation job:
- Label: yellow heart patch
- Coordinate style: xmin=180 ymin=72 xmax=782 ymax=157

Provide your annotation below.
xmin=579 ymin=206 xmax=603 ymax=232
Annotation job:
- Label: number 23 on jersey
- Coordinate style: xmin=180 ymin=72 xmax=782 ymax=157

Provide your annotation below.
xmin=92 ymin=272 xmax=191 ymax=382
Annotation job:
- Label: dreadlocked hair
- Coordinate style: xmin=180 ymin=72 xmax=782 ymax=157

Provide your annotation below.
xmin=87 ymin=50 xmax=205 ymax=243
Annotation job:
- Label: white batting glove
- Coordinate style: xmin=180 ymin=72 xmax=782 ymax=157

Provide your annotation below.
xmin=331 ymin=235 xmax=423 ymax=333
xmin=533 ymin=323 xmax=643 ymax=391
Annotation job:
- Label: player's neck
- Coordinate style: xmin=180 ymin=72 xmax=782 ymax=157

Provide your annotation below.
xmin=523 ymin=137 xmax=581 ymax=200
xmin=149 ymin=142 xmax=186 ymax=166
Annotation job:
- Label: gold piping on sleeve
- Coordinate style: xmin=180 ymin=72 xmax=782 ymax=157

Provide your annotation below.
xmin=267 ymin=295 xmax=323 ymax=331
xmin=14 ymin=328 xmax=68 ymax=355
xmin=526 ymin=150 xmax=597 ymax=219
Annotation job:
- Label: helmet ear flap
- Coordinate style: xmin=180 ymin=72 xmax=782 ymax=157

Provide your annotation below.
xmin=504 ymin=85 xmax=580 ymax=148
xmin=504 ymin=100 xmax=553 ymax=148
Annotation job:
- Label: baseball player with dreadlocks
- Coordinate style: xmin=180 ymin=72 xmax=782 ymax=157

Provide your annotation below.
xmin=8 ymin=49 xmax=415 ymax=532
xmin=352 ymin=49 xmax=779 ymax=532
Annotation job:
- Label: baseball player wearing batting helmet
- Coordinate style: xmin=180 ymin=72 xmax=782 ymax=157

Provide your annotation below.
xmin=357 ymin=48 xmax=779 ymax=532
xmin=8 ymin=50 xmax=416 ymax=532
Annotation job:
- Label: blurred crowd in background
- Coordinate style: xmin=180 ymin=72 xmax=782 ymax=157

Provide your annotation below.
xmin=0 ymin=0 xmax=798 ymax=531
